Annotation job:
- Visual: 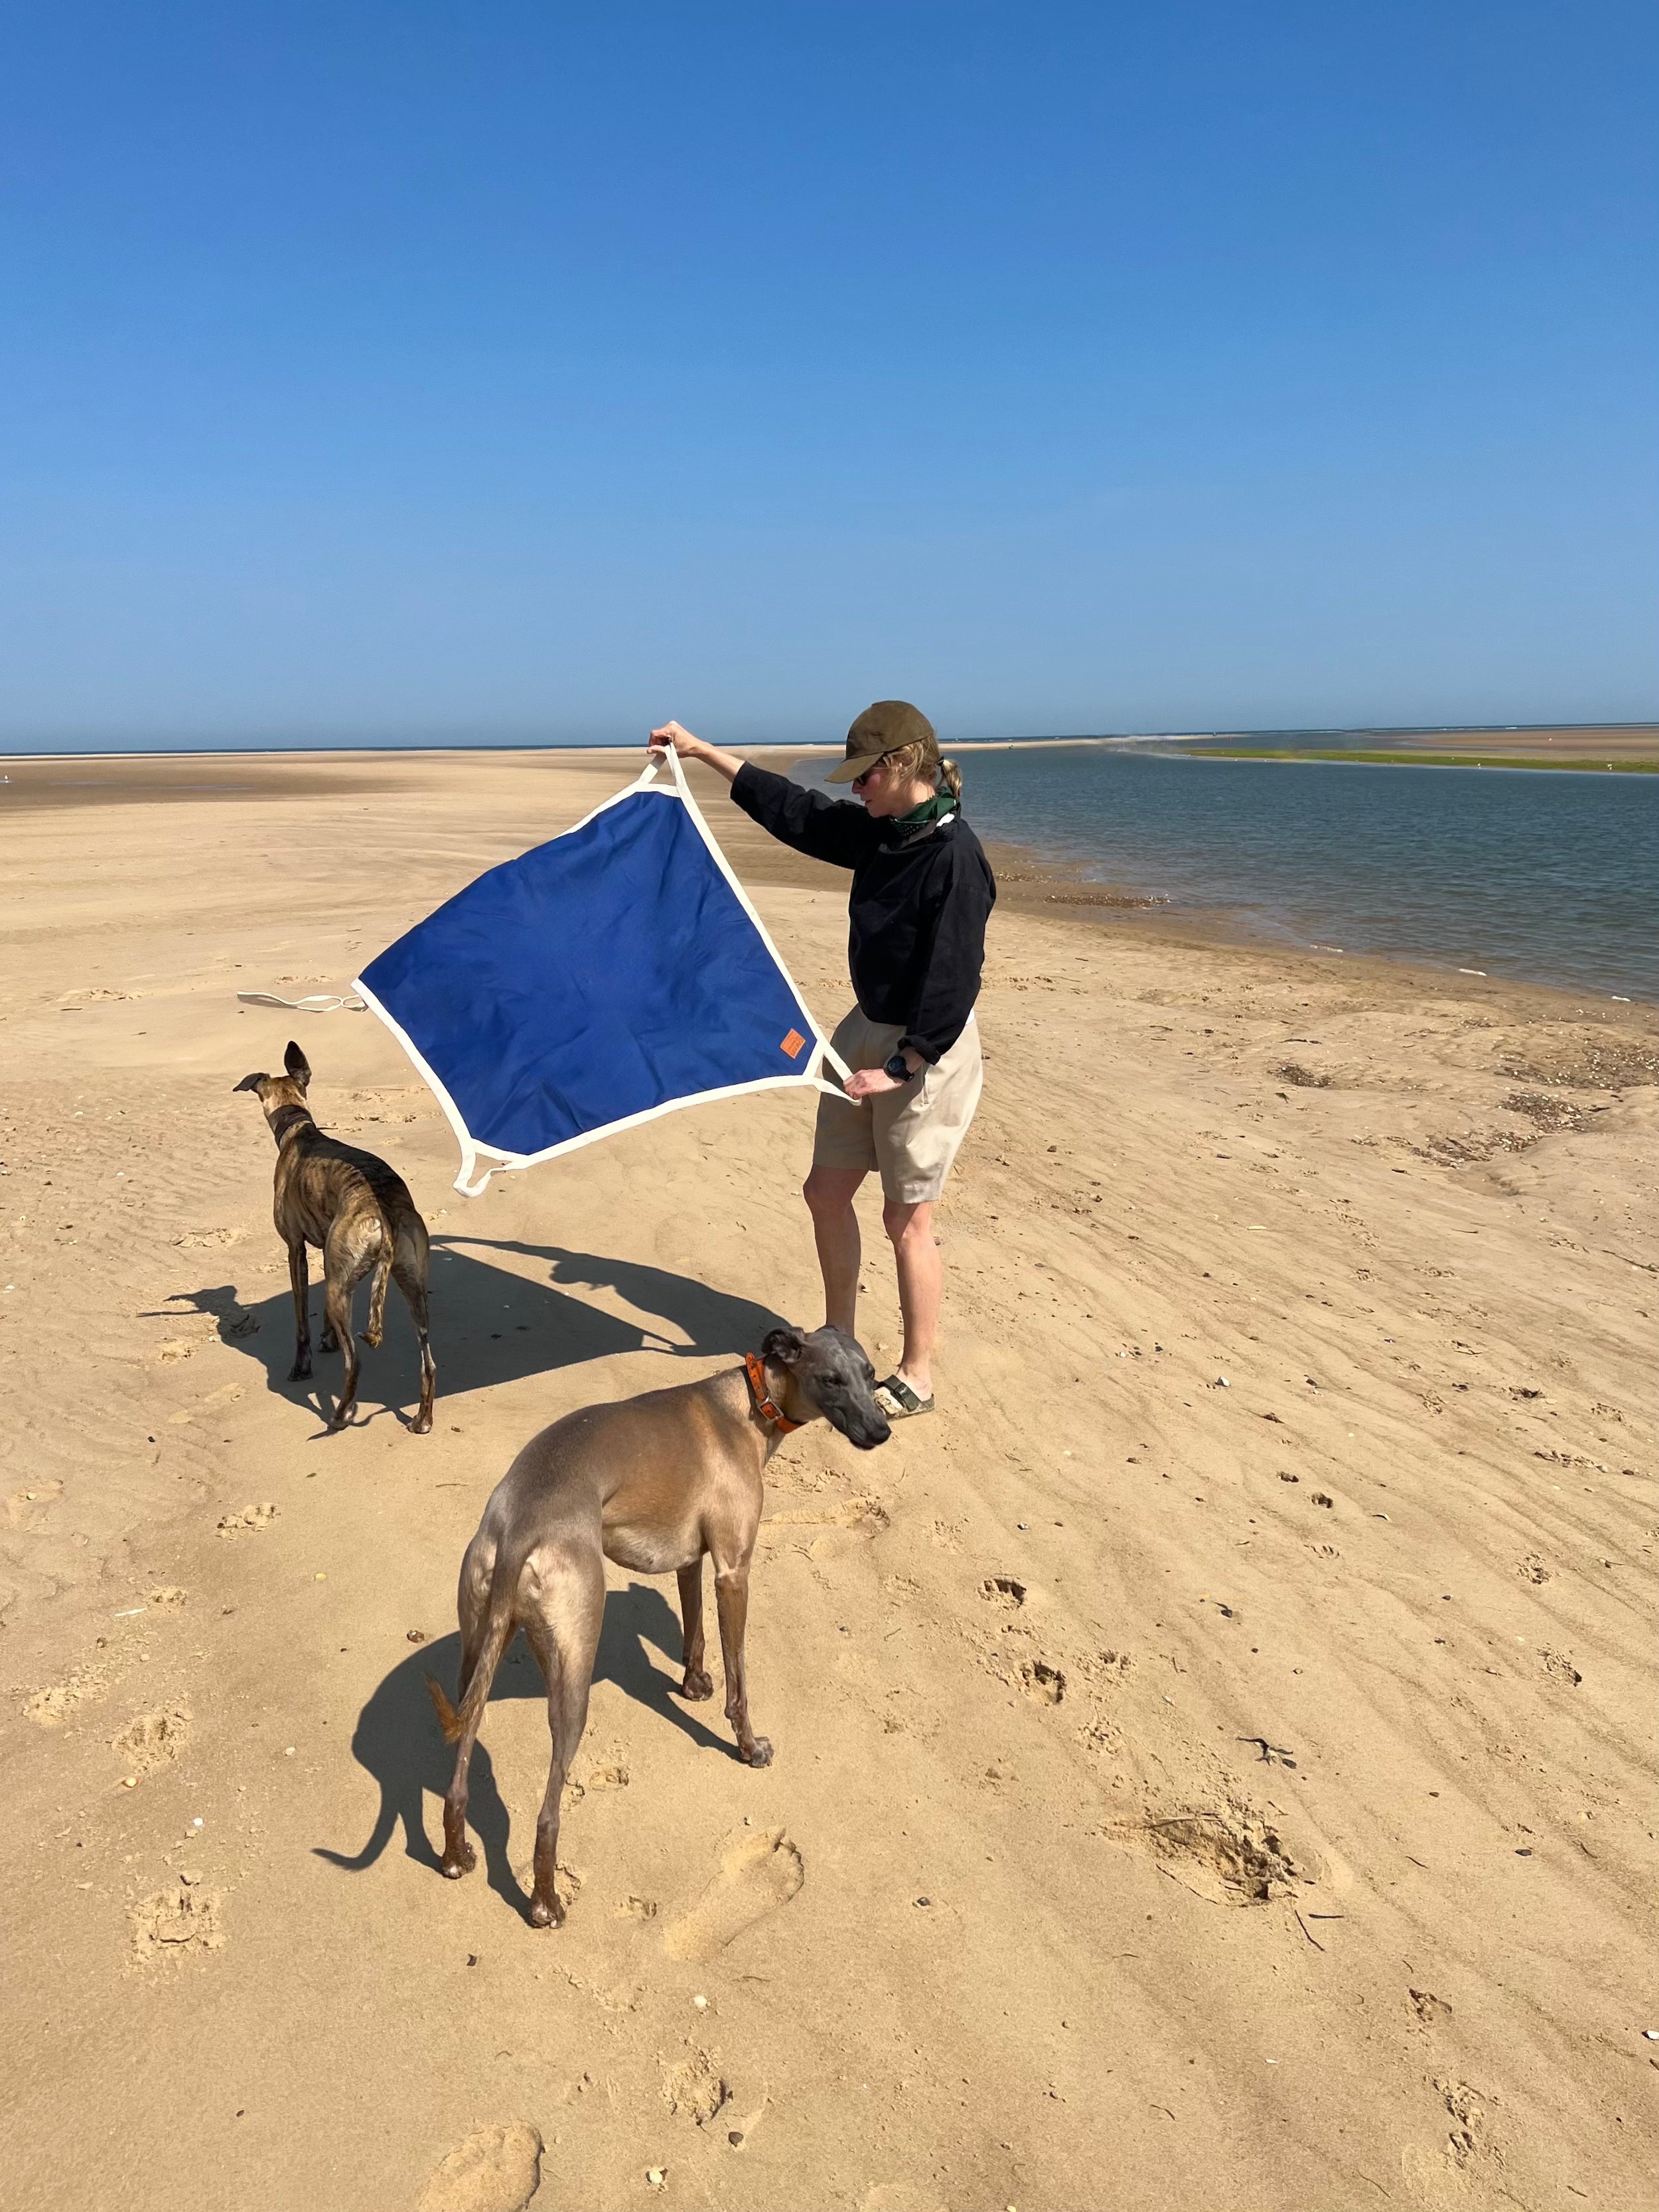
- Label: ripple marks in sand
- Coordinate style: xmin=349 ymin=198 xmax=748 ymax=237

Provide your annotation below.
xmin=416 ymin=2124 xmax=543 ymax=2212
xmin=663 ymin=1827 xmax=804 ymax=1961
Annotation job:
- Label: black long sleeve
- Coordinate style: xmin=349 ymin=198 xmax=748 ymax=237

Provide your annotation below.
xmin=729 ymin=762 xmax=996 ymax=1063
xmin=730 ymin=763 xmax=881 ymax=870
xmin=899 ymin=837 xmax=996 ymax=1063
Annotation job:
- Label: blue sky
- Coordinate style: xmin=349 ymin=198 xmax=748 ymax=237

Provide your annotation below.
xmin=2 ymin=1 xmax=1654 ymax=748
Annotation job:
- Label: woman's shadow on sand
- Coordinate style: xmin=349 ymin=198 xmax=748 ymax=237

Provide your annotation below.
xmin=315 ymin=1581 xmax=739 ymax=1921
xmin=153 ymin=1237 xmax=786 ymax=1428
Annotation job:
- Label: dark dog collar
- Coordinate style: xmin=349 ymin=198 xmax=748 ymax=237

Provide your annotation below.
xmin=744 ymin=1352 xmax=802 ymax=1435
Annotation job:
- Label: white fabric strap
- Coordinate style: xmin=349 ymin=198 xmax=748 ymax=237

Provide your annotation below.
xmin=236 ymin=990 xmax=366 ymax=1013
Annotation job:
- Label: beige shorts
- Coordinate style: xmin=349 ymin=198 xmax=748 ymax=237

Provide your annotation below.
xmin=812 ymin=1006 xmax=984 ymax=1204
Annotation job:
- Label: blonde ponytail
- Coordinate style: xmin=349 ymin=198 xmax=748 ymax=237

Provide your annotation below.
xmin=881 ymin=735 xmax=962 ymax=808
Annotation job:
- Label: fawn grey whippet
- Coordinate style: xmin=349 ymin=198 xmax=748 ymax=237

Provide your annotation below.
xmin=235 ymin=1040 xmax=436 ymax=1433
xmin=426 ymin=1324 xmax=890 ymax=1927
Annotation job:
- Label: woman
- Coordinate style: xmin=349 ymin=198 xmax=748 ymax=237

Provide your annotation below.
xmin=650 ymin=701 xmax=995 ymax=1420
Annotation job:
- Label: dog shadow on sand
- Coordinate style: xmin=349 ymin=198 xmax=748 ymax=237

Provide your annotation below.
xmin=315 ymin=1580 xmax=738 ymax=1920
xmin=155 ymin=1235 xmax=786 ymax=1430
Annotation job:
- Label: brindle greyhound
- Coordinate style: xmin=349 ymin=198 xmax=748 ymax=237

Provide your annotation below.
xmin=234 ymin=1040 xmax=436 ymax=1433
xmin=426 ymin=1324 xmax=889 ymax=1927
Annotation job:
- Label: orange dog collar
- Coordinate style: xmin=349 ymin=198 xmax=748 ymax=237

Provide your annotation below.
xmin=744 ymin=1351 xmax=802 ymax=1434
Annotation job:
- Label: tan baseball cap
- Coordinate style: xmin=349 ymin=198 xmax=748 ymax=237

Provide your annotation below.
xmin=826 ymin=699 xmax=938 ymax=782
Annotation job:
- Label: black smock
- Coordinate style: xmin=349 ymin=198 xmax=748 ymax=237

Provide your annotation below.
xmin=729 ymin=764 xmax=996 ymax=1066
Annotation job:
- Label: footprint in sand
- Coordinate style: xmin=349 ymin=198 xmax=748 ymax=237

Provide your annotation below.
xmin=216 ymin=1503 xmax=277 ymax=1539
xmin=129 ymin=1880 xmax=224 ymax=1967
xmin=27 ymin=1683 xmax=80 ymax=1728
xmin=759 ymin=1496 xmax=889 ymax=1562
xmin=580 ymin=1761 xmax=629 ymax=1790
xmin=662 ymin=2048 xmax=729 ymax=2126
xmin=1021 ymin=1659 xmax=1066 ymax=1704
xmin=112 ymin=1701 xmax=191 ymax=1775
xmin=1102 ymin=1807 xmax=1299 ymax=1906
xmin=759 ymin=1497 xmax=888 ymax=1539
xmin=1435 ymin=2077 xmax=1502 ymax=2175
xmin=663 ymin=1827 xmax=804 ymax=1961
xmin=979 ymin=1574 xmax=1027 ymax=1608
xmin=416 ymin=2123 xmax=543 ymax=2212
xmin=25 ymin=1656 xmax=110 ymax=1728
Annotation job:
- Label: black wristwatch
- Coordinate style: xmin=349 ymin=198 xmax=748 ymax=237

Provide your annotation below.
xmin=884 ymin=1050 xmax=917 ymax=1082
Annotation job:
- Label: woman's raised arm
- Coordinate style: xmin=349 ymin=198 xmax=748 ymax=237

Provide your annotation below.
xmin=648 ymin=721 xmax=745 ymax=785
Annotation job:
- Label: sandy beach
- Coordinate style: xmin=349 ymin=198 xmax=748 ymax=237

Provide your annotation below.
xmin=2 ymin=747 xmax=1654 ymax=2212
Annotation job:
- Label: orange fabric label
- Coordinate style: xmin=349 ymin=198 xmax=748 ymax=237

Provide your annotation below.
xmin=780 ymin=1028 xmax=806 ymax=1058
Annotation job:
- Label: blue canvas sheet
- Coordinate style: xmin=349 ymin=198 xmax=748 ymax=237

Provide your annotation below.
xmin=354 ymin=751 xmax=849 ymax=1194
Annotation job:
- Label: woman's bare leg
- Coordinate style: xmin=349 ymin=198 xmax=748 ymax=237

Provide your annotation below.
xmin=803 ymin=1166 xmax=867 ymax=1334
xmin=883 ymin=1198 xmax=940 ymax=1398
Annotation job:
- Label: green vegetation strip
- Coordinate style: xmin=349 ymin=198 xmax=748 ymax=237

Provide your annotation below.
xmin=1192 ymin=749 xmax=1659 ymax=773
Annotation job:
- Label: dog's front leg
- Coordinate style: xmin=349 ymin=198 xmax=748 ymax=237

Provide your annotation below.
xmin=285 ymin=1241 xmax=313 ymax=1381
xmin=714 ymin=1560 xmax=772 ymax=1767
xmin=675 ymin=1559 xmax=713 ymax=1700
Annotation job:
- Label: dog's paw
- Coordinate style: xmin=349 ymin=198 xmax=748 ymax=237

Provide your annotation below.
xmin=288 ymin=1358 xmax=313 ymax=1382
xmin=363 ymin=1326 xmax=384 ymax=1350
xmin=526 ymin=1892 xmax=564 ymax=1929
xmin=411 ymin=1410 xmax=433 ymax=1435
xmin=741 ymin=1735 xmax=774 ymax=1768
xmin=319 ymin=1329 xmax=339 ymax=1354
xmin=441 ymin=1842 xmax=476 ymax=1881
xmin=679 ymin=1668 xmax=715 ymax=1702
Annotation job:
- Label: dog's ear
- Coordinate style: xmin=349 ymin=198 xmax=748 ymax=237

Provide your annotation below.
xmin=283 ymin=1040 xmax=311 ymax=1088
xmin=233 ymin=1073 xmax=267 ymax=1094
xmin=760 ymin=1326 xmax=808 ymax=1366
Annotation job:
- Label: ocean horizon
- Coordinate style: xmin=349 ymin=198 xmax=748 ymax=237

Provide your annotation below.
xmin=3 ymin=719 xmax=1656 ymax=759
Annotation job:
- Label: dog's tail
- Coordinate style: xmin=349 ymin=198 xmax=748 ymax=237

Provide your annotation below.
xmin=424 ymin=1567 xmax=518 ymax=1747
xmin=424 ymin=1672 xmax=464 ymax=1739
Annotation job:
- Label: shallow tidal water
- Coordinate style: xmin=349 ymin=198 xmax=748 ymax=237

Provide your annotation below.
xmin=804 ymin=745 xmax=1658 ymax=1002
